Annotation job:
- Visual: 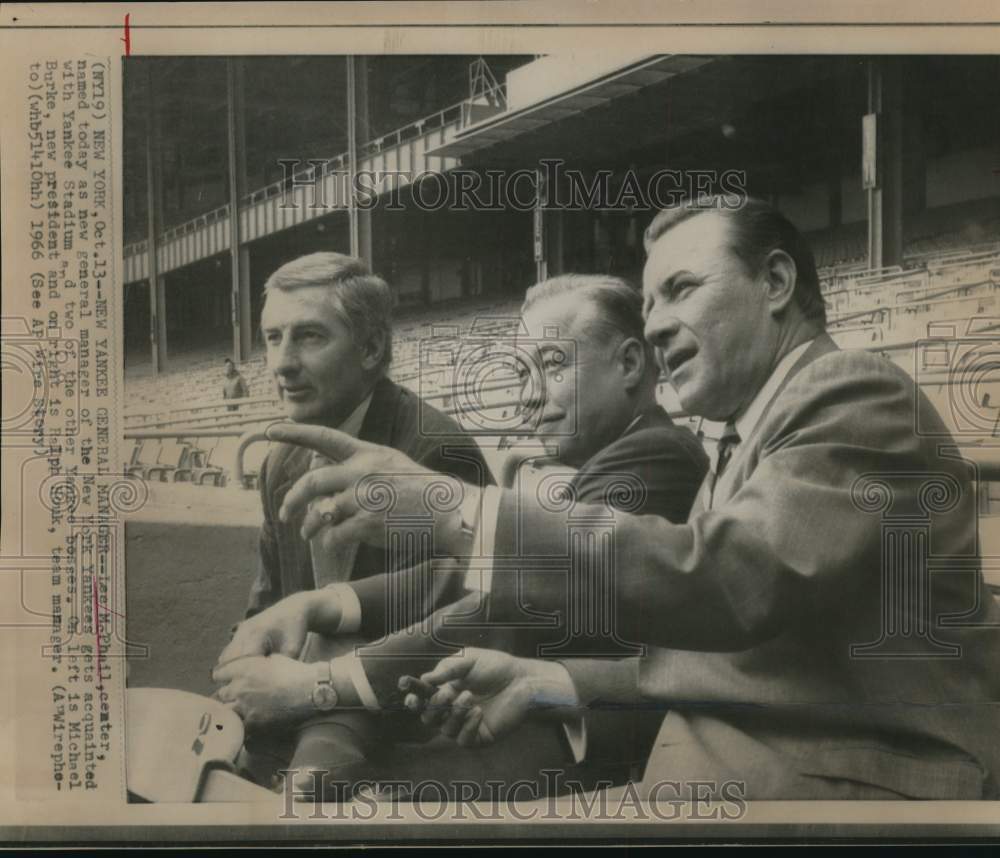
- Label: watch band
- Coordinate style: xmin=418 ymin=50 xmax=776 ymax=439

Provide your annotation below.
xmin=311 ymin=659 xmax=339 ymax=711
xmin=457 ymin=486 xmax=482 ymax=543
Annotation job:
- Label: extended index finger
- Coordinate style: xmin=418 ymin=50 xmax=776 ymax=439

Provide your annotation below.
xmin=280 ymin=465 xmax=360 ymax=525
xmin=266 ymin=422 xmax=369 ymax=462
xmin=420 ymin=651 xmax=479 ymax=688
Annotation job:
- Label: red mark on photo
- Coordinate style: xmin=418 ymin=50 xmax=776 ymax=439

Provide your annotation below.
xmin=122 ymin=13 xmax=131 ymax=57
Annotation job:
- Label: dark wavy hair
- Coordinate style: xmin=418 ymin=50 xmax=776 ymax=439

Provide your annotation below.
xmin=644 ymin=195 xmax=827 ymax=328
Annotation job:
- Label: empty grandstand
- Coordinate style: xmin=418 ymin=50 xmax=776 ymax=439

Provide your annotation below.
xmin=123 ymin=54 xmax=1000 ymax=493
xmin=122 ymin=56 xmax=1000 ymax=470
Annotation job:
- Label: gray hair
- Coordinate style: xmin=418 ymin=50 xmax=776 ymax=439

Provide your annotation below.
xmin=521 ymin=273 xmax=658 ymax=383
xmin=263 ymin=252 xmax=394 ymax=368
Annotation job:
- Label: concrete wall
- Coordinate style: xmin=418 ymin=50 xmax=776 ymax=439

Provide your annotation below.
xmin=926 ymin=146 xmax=999 ymax=209
xmin=777 ymin=181 xmax=831 ymax=232
xmin=841 ymin=170 xmax=867 ymax=225
xmin=428 ymin=258 xmax=463 ymax=302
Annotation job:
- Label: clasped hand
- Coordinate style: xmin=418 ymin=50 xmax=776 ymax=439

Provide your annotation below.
xmin=213 ymin=590 xmax=335 ymax=727
xmin=212 ymin=654 xmax=318 ymax=727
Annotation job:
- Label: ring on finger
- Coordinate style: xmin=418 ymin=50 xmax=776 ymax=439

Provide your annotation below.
xmin=316 ymin=499 xmax=342 ymax=527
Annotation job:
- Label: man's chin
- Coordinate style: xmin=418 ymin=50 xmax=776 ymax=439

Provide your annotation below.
xmin=675 ymin=386 xmax=715 ymax=422
xmin=282 ymin=403 xmax=321 ymax=423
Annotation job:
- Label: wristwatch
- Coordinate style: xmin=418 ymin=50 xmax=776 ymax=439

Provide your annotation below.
xmin=311 ymin=660 xmax=339 ymax=711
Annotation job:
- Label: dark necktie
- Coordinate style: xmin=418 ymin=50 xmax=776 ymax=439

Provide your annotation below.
xmin=709 ymin=422 xmax=740 ymax=508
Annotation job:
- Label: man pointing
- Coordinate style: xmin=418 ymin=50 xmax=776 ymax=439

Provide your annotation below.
xmin=237 ymin=198 xmax=1000 ymax=800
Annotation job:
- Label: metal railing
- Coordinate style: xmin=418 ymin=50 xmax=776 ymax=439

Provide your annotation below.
xmin=234 ymin=430 xmax=270 ymax=487
xmin=827 ymin=286 xmax=1000 ymax=332
xmin=124 ymin=394 xmax=280 ymax=423
xmin=124 ymin=88 xmax=503 ymax=260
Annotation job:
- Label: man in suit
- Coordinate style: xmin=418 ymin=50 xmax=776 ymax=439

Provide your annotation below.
xmin=262 ymin=198 xmax=1000 ymax=800
xmin=220 ymin=251 xmax=490 ymax=790
xmin=215 ymin=273 xmax=707 ymax=796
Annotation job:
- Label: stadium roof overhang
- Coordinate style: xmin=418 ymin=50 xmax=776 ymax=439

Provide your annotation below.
xmin=427 ymin=55 xmax=715 ymax=159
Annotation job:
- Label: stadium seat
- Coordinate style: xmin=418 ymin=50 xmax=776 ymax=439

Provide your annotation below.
xmin=144 ymin=438 xmax=193 ymax=482
xmin=197 ymin=436 xmax=243 ymax=487
xmin=124 ymin=438 xmax=145 ymax=474
xmin=239 ymin=440 xmax=272 ymax=490
xmin=127 ymin=440 xmax=162 ymax=479
xmin=183 ymin=437 xmax=222 ymax=486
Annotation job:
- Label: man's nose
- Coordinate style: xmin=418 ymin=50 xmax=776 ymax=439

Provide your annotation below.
xmin=518 ymin=368 xmax=547 ymax=416
xmin=269 ymin=339 xmax=300 ymax=376
xmin=644 ymin=309 xmax=680 ymax=350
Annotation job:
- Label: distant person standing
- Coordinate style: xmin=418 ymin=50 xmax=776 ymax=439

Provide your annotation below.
xmin=222 ymin=358 xmax=249 ymax=411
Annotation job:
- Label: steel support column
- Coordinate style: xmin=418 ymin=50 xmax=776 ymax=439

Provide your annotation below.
xmin=866 ymin=58 xmax=904 ymax=270
xmin=226 ymin=58 xmax=252 ymax=362
xmin=145 ymin=65 xmax=168 ymax=373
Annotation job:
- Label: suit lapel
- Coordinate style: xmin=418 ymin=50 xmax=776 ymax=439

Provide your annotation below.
xmin=271 ymin=444 xmax=309 ymax=507
xmin=569 ymin=405 xmax=671 ymax=489
xmin=712 ymin=333 xmax=839 ymax=508
xmin=359 ymin=375 xmax=400 ymax=447
xmin=749 ymin=333 xmax=838 ymax=443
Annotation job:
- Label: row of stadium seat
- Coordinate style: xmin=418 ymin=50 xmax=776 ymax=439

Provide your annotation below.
xmin=123 ymin=237 xmax=1000 ymax=493
xmin=124 ymin=435 xmax=273 ymax=489
xmin=125 ymin=243 xmax=999 ymax=428
xmin=810 ymin=208 xmax=1000 ymax=274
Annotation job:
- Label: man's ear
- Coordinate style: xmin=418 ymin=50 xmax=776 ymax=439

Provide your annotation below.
xmin=359 ymin=329 xmax=387 ymax=371
xmin=617 ymin=337 xmax=646 ymax=390
xmin=763 ymin=249 xmax=797 ymax=317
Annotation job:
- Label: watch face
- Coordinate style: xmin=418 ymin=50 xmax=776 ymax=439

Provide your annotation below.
xmin=312 ymin=682 xmax=339 ymax=711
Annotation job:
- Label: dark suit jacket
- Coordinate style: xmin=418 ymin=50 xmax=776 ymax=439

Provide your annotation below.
xmin=488 ymin=334 xmax=1000 ymax=799
xmin=246 ymin=376 xmax=492 ymax=617
xmin=349 ymin=404 xmax=708 ymax=706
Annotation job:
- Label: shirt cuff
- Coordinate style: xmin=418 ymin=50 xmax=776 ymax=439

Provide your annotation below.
xmin=325 ymin=582 xmax=362 ymax=634
xmin=562 ymin=715 xmax=587 ymax=765
xmin=463 ymin=485 xmax=501 ymax=593
xmin=340 ymin=653 xmax=381 ymax=711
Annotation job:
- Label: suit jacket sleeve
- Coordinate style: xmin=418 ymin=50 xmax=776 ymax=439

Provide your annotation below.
xmin=493 ymin=352 xmax=953 ymax=651
xmin=414 ymin=435 xmax=496 ymax=490
xmin=347 ymin=435 xmax=494 ymax=639
xmin=570 ymin=424 xmax=707 ymax=526
xmin=557 ymin=424 xmax=706 ymax=762
xmin=246 ymin=452 xmax=279 ymax=618
xmin=347 ymin=556 xmax=469 ymax=641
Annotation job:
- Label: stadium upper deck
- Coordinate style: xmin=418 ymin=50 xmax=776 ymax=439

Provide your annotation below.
xmin=121 ymin=53 xmax=1000 ymax=493
xmin=123 ymin=54 xmax=999 ymax=374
